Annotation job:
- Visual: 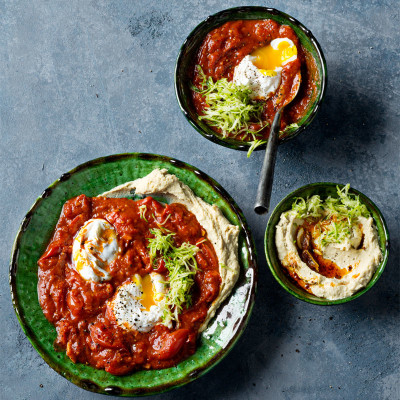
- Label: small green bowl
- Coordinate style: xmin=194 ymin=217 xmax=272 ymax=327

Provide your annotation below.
xmin=265 ymin=183 xmax=389 ymax=305
xmin=175 ymin=6 xmax=327 ymax=152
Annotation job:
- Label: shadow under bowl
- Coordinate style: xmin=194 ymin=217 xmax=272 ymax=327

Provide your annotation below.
xmin=175 ymin=6 xmax=327 ymax=152
xmin=264 ymin=183 xmax=389 ymax=305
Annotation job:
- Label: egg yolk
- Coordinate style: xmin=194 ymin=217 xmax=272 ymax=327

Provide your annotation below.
xmin=133 ymin=274 xmax=157 ymax=311
xmin=251 ymin=40 xmax=297 ymax=73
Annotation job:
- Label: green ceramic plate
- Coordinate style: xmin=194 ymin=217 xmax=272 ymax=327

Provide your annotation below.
xmin=265 ymin=183 xmax=389 ymax=305
xmin=10 ymin=153 xmax=257 ymax=396
xmin=175 ymin=6 xmax=327 ymax=152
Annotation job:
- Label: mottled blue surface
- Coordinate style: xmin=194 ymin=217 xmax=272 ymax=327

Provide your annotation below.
xmin=1 ymin=1 xmax=399 ymax=399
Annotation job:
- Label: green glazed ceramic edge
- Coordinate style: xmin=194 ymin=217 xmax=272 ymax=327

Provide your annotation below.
xmin=175 ymin=6 xmax=328 ymax=152
xmin=264 ymin=182 xmax=389 ymax=305
xmin=10 ymin=153 xmax=258 ymax=396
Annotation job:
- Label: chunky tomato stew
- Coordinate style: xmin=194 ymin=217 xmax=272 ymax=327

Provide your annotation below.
xmin=191 ymin=19 xmax=319 ymax=140
xmin=38 ymin=195 xmax=220 ymax=375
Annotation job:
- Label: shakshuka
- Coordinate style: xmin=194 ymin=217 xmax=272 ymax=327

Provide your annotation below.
xmin=38 ymin=194 xmax=222 ymax=375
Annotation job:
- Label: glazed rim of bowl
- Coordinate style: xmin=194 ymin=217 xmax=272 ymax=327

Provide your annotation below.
xmin=265 ymin=182 xmax=390 ymax=305
xmin=9 ymin=153 xmax=258 ymax=396
xmin=175 ymin=6 xmax=328 ymax=152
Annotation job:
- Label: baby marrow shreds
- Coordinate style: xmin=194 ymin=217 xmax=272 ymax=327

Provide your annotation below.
xmin=192 ymin=65 xmax=269 ymax=156
xmin=147 ymin=228 xmax=199 ymax=327
xmin=290 ymin=184 xmax=370 ymax=248
xmin=192 ymin=65 xmax=301 ymax=157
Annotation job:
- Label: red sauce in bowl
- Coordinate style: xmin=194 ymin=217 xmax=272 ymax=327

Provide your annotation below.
xmin=38 ymin=195 xmax=220 ymax=375
xmin=191 ymin=20 xmax=318 ymax=141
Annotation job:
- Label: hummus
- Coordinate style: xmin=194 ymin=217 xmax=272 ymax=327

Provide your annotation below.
xmin=276 ymin=211 xmax=382 ymax=300
xmin=101 ymin=168 xmax=240 ymax=331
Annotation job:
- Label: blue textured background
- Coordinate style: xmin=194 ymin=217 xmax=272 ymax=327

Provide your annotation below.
xmin=1 ymin=1 xmax=399 ymax=399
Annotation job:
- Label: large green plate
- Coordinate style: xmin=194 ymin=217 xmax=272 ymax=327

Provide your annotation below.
xmin=10 ymin=153 xmax=257 ymax=396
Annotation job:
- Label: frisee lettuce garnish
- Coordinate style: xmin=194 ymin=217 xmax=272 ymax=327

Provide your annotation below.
xmin=192 ymin=65 xmax=267 ymax=141
xmin=192 ymin=66 xmax=302 ymax=157
xmin=291 ymin=184 xmax=370 ymax=248
xmin=147 ymin=228 xmax=199 ymax=326
xmin=247 ymin=139 xmax=266 ymax=158
xmin=282 ymin=122 xmax=299 ymax=133
xmin=245 ymin=123 xmax=301 ymax=157
xmin=138 ymin=204 xmax=148 ymax=221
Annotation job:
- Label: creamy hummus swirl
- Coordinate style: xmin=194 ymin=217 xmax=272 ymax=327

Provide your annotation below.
xmin=276 ymin=211 xmax=382 ymax=300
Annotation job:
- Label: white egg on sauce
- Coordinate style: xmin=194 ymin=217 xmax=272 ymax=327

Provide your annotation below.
xmin=233 ymin=38 xmax=297 ymax=99
xmin=109 ymin=273 xmax=170 ymax=333
xmin=72 ymin=218 xmax=119 ymax=282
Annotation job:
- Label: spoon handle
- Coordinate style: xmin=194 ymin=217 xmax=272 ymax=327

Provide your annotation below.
xmin=254 ymin=109 xmax=282 ymax=214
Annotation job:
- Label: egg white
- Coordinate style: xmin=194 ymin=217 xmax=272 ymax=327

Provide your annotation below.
xmin=232 ymin=37 xmax=297 ymax=100
xmin=72 ymin=218 xmax=119 ymax=282
xmin=109 ymin=273 xmax=170 ymax=333
xmin=233 ymin=55 xmax=282 ymax=100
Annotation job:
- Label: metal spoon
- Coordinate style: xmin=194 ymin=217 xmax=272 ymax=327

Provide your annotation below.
xmin=254 ymin=72 xmax=302 ymax=214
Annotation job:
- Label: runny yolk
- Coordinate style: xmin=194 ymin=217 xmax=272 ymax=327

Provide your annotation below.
xmin=251 ymin=40 xmax=297 ymax=72
xmin=141 ymin=274 xmax=157 ymax=311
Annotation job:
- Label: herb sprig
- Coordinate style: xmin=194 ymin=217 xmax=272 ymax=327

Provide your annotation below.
xmin=192 ymin=65 xmax=268 ymax=153
xmin=245 ymin=123 xmax=301 ymax=157
xmin=138 ymin=204 xmax=148 ymax=221
xmin=147 ymin=228 xmax=199 ymax=326
xmin=193 ymin=65 xmax=301 ymax=157
xmin=291 ymin=184 xmax=370 ymax=248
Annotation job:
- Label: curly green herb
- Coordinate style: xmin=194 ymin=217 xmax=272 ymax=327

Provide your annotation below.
xmin=138 ymin=204 xmax=148 ymax=222
xmin=246 ymin=139 xmax=266 ymax=157
xmin=291 ymin=184 xmax=370 ymax=248
xmin=192 ymin=65 xmax=267 ymax=139
xmin=147 ymin=228 xmax=199 ymax=326
xmin=281 ymin=122 xmax=299 ymax=135
xmin=193 ymin=66 xmax=302 ymax=157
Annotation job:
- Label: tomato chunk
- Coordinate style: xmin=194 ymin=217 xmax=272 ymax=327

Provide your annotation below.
xmin=152 ymin=329 xmax=189 ymax=360
xmin=152 ymin=258 xmax=166 ymax=273
xmin=39 ymin=243 xmax=62 ymax=260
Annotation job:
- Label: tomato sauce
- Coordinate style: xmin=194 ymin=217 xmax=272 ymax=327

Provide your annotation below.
xmin=191 ymin=20 xmax=318 ymax=140
xmin=38 ymin=195 xmax=221 ymax=375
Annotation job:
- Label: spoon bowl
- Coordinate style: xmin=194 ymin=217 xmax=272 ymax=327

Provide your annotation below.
xmin=282 ymin=71 xmax=302 ymax=106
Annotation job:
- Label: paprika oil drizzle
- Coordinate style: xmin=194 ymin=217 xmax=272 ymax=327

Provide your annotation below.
xmin=282 ymin=220 xmax=349 ymax=295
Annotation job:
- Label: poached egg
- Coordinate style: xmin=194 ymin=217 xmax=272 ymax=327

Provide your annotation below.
xmin=233 ymin=38 xmax=297 ymax=99
xmin=72 ymin=218 xmax=119 ymax=282
xmin=109 ymin=273 xmax=169 ymax=333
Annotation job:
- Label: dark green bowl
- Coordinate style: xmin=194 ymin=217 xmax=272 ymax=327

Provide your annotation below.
xmin=10 ymin=153 xmax=257 ymax=396
xmin=265 ymin=183 xmax=389 ymax=305
xmin=175 ymin=6 xmax=327 ymax=152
